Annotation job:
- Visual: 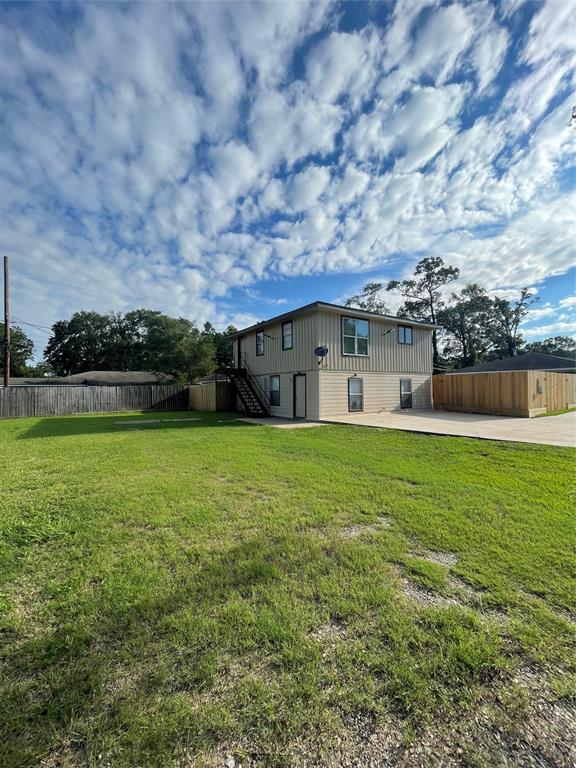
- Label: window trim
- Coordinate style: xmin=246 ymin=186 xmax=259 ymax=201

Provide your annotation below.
xmin=282 ymin=320 xmax=293 ymax=351
xmin=341 ymin=316 xmax=370 ymax=357
xmin=269 ymin=374 xmax=280 ymax=407
xmin=400 ymin=378 xmax=413 ymax=409
xmin=256 ymin=330 xmax=264 ymax=356
xmin=348 ymin=377 xmax=364 ymax=412
xmin=398 ymin=325 xmax=413 ymax=345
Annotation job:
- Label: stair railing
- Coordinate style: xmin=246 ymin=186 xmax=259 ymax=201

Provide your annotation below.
xmin=239 ymin=354 xmax=270 ymax=413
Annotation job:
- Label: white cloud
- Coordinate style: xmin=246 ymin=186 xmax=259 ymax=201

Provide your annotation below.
xmin=523 ymin=321 xmax=576 ymax=339
xmin=332 ymin=165 xmax=370 ymax=204
xmin=306 ymin=29 xmax=379 ymax=106
xmin=410 ymin=4 xmax=474 ymax=85
xmin=288 ymin=165 xmax=331 ymax=209
xmin=473 ymin=24 xmax=508 ymax=92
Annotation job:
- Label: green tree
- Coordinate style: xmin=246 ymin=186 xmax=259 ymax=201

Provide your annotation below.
xmin=523 ymin=336 xmax=576 ymax=357
xmin=386 ymin=257 xmax=460 ymax=368
xmin=201 ymin=323 xmax=237 ymax=367
xmin=1 ymin=323 xmax=35 ymax=377
xmin=438 ymin=284 xmax=496 ymax=368
xmin=44 ymin=312 xmax=121 ymax=375
xmin=491 ymin=288 xmax=539 ymax=358
xmin=115 ymin=309 xmax=215 ymax=383
xmin=345 ymin=282 xmax=389 ymax=314
xmin=44 ymin=309 xmax=215 ymax=383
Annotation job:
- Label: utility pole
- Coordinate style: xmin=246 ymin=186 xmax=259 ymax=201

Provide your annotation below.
xmin=3 ymin=256 xmax=9 ymax=388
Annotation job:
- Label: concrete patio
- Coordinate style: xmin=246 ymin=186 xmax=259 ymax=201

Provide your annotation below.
xmin=321 ymin=409 xmax=576 ymax=447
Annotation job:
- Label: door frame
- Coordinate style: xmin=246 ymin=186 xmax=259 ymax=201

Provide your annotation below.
xmin=293 ymin=373 xmax=307 ymax=419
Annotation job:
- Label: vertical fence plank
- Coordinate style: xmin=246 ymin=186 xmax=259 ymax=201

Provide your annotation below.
xmin=432 ymin=370 xmax=575 ymax=417
xmin=0 ymin=385 xmax=189 ymax=418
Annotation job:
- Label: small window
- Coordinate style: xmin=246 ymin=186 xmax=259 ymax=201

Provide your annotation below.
xmin=269 ymin=375 xmax=280 ymax=407
xmin=348 ymin=377 xmax=364 ymax=412
xmin=342 ymin=317 xmax=369 ymax=356
xmin=398 ymin=325 xmax=413 ymax=345
xmin=282 ymin=321 xmax=293 ymax=351
xmin=256 ymin=331 xmax=264 ymax=356
xmin=400 ymin=378 xmax=412 ymax=409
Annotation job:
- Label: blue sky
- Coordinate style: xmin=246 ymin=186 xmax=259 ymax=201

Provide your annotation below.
xmin=0 ymin=0 xmax=575 ymax=359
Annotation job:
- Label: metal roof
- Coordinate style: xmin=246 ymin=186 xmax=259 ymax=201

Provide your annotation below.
xmin=229 ymin=300 xmax=440 ymax=337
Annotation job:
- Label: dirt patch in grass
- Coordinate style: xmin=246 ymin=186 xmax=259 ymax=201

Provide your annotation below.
xmin=338 ymin=516 xmax=390 ymax=538
xmin=39 ymin=743 xmax=86 ymax=768
xmin=295 ymin=665 xmax=576 ymax=767
xmin=311 ymin=619 xmax=347 ymax=643
xmin=395 ymin=567 xmax=510 ymax=625
xmin=397 ymin=575 xmax=463 ymax=609
xmin=417 ymin=549 xmax=459 ymax=567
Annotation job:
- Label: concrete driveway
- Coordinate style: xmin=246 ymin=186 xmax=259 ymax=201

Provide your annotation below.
xmin=322 ymin=409 xmax=576 ymax=447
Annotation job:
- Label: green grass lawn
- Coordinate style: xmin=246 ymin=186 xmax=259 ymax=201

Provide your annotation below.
xmin=1 ymin=412 xmax=574 ymax=767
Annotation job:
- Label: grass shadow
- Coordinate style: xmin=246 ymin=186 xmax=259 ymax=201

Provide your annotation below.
xmin=17 ymin=411 xmax=253 ymax=439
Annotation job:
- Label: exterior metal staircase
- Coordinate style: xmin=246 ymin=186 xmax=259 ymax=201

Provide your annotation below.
xmin=218 ymin=357 xmax=269 ymax=417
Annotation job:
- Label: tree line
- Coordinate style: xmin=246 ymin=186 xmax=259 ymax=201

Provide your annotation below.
xmin=1 ymin=311 xmax=237 ymax=383
xmin=2 ymin=256 xmax=574 ymax=380
xmin=345 ymin=257 xmax=574 ymax=370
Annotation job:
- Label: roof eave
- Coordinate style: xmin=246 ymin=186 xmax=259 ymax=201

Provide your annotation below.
xmin=230 ymin=300 xmax=441 ymax=337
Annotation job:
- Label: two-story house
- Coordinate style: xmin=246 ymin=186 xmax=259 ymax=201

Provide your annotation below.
xmin=229 ymin=301 xmax=438 ymax=420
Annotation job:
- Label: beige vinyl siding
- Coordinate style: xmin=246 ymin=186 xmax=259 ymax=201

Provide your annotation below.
xmin=236 ymin=309 xmax=318 ymax=376
xmin=252 ymin=374 xmax=293 ymax=418
xmin=317 ymin=308 xmax=432 ymax=374
xmin=319 ymin=371 xmax=432 ymax=418
xmin=252 ymin=369 xmax=320 ymax=420
xmin=306 ymin=369 xmax=320 ymax=421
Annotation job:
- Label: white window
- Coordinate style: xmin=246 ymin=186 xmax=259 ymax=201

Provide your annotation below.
xmin=282 ymin=321 xmax=293 ymax=350
xmin=400 ymin=378 xmax=412 ymax=408
xmin=269 ymin=375 xmax=280 ymax=406
xmin=256 ymin=331 xmax=264 ymax=356
xmin=398 ymin=325 xmax=413 ymax=345
xmin=342 ymin=317 xmax=369 ymax=356
xmin=348 ymin=377 xmax=363 ymax=412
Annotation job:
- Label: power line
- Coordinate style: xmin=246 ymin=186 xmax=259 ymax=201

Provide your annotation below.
xmin=12 ymin=318 xmax=53 ymax=334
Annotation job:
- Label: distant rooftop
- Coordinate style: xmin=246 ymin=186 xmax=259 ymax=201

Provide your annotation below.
xmin=9 ymin=371 xmax=174 ymax=386
xmin=448 ymin=351 xmax=576 ymax=374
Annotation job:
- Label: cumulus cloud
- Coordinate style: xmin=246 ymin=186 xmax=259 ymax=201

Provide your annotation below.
xmin=0 ymin=0 xmax=573 ymax=355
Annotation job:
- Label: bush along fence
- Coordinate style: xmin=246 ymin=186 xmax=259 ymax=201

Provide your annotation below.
xmin=0 ymin=385 xmax=189 ymax=418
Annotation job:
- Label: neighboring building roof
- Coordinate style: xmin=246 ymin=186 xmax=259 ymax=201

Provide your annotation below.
xmin=10 ymin=371 xmax=174 ymax=386
xmin=448 ymin=351 xmax=576 ymax=374
xmin=230 ymin=300 xmax=441 ymax=338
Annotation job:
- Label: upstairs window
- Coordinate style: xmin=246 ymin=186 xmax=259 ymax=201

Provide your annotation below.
xmin=342 ymin=317 xmax=369 ymax=356
xmin=256 ymin=331 xmax=264 ymax=356
xmin=348 ymin=378 xmax=364 ymax=412
xmin=398 ymin=325 xmax=413 ymax=345
xmin=269 ymin=375 xmax=280 ymax=406
xmin=282 ymin=321 xmax=293 ymax=351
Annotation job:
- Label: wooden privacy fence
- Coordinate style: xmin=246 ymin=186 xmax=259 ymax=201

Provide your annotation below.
xmin=188 ymin=381 xmax=234 ymax=412
xmin=433 ymin=371 xmax=576 ymax=418
xmin=0 ymin=385 xmax=189 ymax=419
